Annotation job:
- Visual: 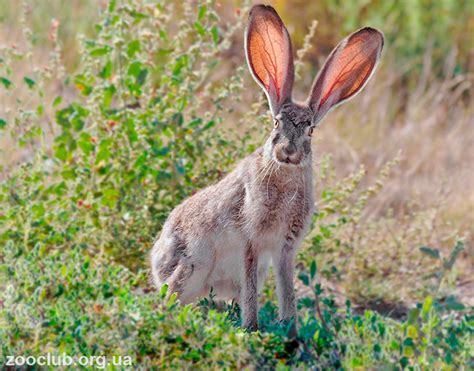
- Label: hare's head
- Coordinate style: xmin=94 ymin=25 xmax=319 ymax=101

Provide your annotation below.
xmin=245 ymin=5 xmax=384 ymax=166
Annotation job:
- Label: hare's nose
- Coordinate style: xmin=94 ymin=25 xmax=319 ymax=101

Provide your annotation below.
xmin=283 ymin=144 xmax=296 ymax=156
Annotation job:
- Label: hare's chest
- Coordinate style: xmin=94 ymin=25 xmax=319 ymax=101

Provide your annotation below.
xmin=245 ymin=182 xmax=313 ymax=244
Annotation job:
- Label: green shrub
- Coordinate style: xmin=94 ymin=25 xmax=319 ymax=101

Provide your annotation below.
xmin=1 ymin=241 xmax=252 ymax=368
xmin=0 ymin=0 xmax=255 ymax=269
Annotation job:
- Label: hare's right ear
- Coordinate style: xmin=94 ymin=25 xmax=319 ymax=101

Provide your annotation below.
xmin=245 ymin=5 xmax=294 ymax=116
xmin=308 ymin=27 xmax=384 ymax=125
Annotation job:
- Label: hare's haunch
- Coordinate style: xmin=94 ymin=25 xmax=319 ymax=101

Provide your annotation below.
xmin=151 ymin=4 xmax=384 ymax=333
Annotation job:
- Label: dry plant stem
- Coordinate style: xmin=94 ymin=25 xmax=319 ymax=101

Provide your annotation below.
xmin=294 ymin=20 xmax=318 ymax=78
xmin=313 ymin=286 xmax=336 ymax=338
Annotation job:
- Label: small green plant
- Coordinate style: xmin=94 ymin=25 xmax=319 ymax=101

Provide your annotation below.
xmin=405 ymin=241 xmax=470 ymax=368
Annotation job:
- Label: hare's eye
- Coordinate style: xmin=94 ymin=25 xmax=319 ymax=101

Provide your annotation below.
xmin=308 ymin=126 xmax=314 ymax=137
xmin=274 ymin=120 xmax=279 ymax=129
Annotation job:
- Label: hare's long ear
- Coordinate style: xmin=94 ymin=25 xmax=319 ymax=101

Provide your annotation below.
xmin=308 ymin=27 xmax=384 ymax=124
xmin=245 ymin=5 xmax=294 ymax=116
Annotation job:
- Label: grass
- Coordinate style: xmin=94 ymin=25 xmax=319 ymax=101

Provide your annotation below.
xmin=0 ymin=0 xmax=473 ymax=368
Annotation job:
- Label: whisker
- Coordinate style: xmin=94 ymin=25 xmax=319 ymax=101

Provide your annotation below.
xmin=254 ymin=161 xmax=269 ymax=186
xmin=266 ymin=161 xmax=277 ymax=198
xmin=255 ymin=156 xmax=273 ymax=183
xmin=257 ymin=159 xmax=274 ymax=188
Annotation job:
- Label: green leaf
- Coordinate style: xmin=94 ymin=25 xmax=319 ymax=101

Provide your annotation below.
xmin=96 ymin=139 xmax=112 ymax=163
xmin=298 ymin=272 xmax=309 ymax=286
xmin=1 ymin=77 xmax=12 ymax=89
xmin=400 ymin=356 xmax=409 ymax=368
xmin=407 ymin=325 xmax=418 ymax=338
xmin=36 ymin=104 xmax=44 ymax=115
xmin=188 ymin=118 xmax=202 ymax=128
xmin=74 ymin=74 xmax=94 ymax=96
xmin=443 ymin=295 xmax=465 ymax=311
xmin=102 ymin=84 xmax=116 ymax=108
xmin=32 ymin=203 xmax=46 ymax=218
xmin=172 ymin=113 xmax=183 ymax=126
xmin=203 ymin=120 xmax=215 ymax=131
xmin=403 ymin=345 xmax=414 ymax=357
xmin=211 ymin=26 xmax=219 ymax=45
xmin=0 ymin=118 xmax=6 ymax=129
xmin=108 ymin=0 xmax=116 ymax=12
xmin=390 ymin=340 xmax=400 ymax=350
xmin=78 ymin=132 xmax=95 ymax=155
xmin=127 ymin=61 xmax=148 ymax=90
xmin=310 ymin=260 xmax=317 ymax=279
xmin=351 ymin=357 xmax=363 ymax=367
xmin=128 ymin=61 xmax=141 ymax=77
xmin=53 ymin=96 xmax=63 ymax=107
xmin=160 ymin=283 xmax=169 ymax=298
xmin=136 ymin=68 xmax=148 ymax=86
xmin=126 ymin=118 xmax=138 ymax=143
xmin=127 ymin=10 xmax=147 ymax=20
xmin=56 ymin=103 xmax=89 ymax=131
xmin=90 ymin=46 xmax=112 ymax=57
xmin=403 ymin=337 xmax=415 ymax=347
xmin=54 ymin=144 xmax=68 ymax=162
xmin=407 ymin=307 xmax=419 ymax=324
xmin=24 ymin=77 xmax=36 ymax=88
xmin=194 ymin=21 xmax=206 ymax=36
xmin=319 ymin=224 xmax=333 ymax=238
xmin=198 ymin=5 xmax=207 ymax=20
xmin=422 ymin=295 xmax=433 ymax=317
xmin=61 ymin=168 xmax=76 ymax=180
xmin=419 ymin=246 xmax=440 ymax=259
xmin=133 ymin=151 xmax=147 ymax=169
xmin=100 ymin=60 xmax=113 ymax=79
xmin=373 ymin=343 xmax=381 ymax=353
xmin=167 ymin=292 xmax=178 ymax=308
xmin=444 ymin=241 xmax=464 ymax=270
xmin=172 ymin=55 xmax=189 ymax=77
xmin=102 ymin=188 xmax=119 ymax=208
xmin=127 ymin=40 xmax=140 ymax=58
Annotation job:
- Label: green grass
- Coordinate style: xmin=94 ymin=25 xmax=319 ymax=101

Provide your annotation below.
xmin=2 ymin=236 xmax=471 ymax=368
xmin=0 ymin=0 xmax=472 ymax=368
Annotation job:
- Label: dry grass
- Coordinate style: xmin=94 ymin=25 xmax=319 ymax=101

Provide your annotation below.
xmin=316 ymin=60 xmax=474 ymax=237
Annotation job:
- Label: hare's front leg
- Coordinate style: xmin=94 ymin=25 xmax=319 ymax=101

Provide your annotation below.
xmin=273 ymin=243 xmax=297 ymax=335
xmin=241 ymin=242 xmax=258 ymax=331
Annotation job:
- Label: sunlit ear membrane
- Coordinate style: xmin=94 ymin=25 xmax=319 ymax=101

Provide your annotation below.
xmin=245 ymin=5 xmax=295 ymax=116
xmin=308 ymin=27 xmax=384 ymax=124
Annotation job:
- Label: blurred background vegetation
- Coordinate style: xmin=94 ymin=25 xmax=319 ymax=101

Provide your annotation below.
xmin=0 ymin=0 xmax=472 ymax=368
xmin=2 ymin=0 xmax=473 ymax=72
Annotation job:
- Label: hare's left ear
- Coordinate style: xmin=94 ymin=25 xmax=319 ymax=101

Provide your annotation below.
xmin=245 ymin=5 xmax=294 ymax=116
xmin=308 ymin=27 xmax=384 ymax=124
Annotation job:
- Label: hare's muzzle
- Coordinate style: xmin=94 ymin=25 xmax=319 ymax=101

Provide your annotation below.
xmin=274 ymin=143 xmax=303 ymax=165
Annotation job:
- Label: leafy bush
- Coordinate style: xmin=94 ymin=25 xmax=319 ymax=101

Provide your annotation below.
xmin=0 ymin=1 xmax=255 ymax=269
xmin=1 ymin=241 xmax=252 ymax=368
xmin=1 ymin=0 xmax=472 ymax=369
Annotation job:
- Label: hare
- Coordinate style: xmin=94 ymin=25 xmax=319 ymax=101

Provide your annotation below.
xmin=151 ymin=4 xmax=383 ymax=333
